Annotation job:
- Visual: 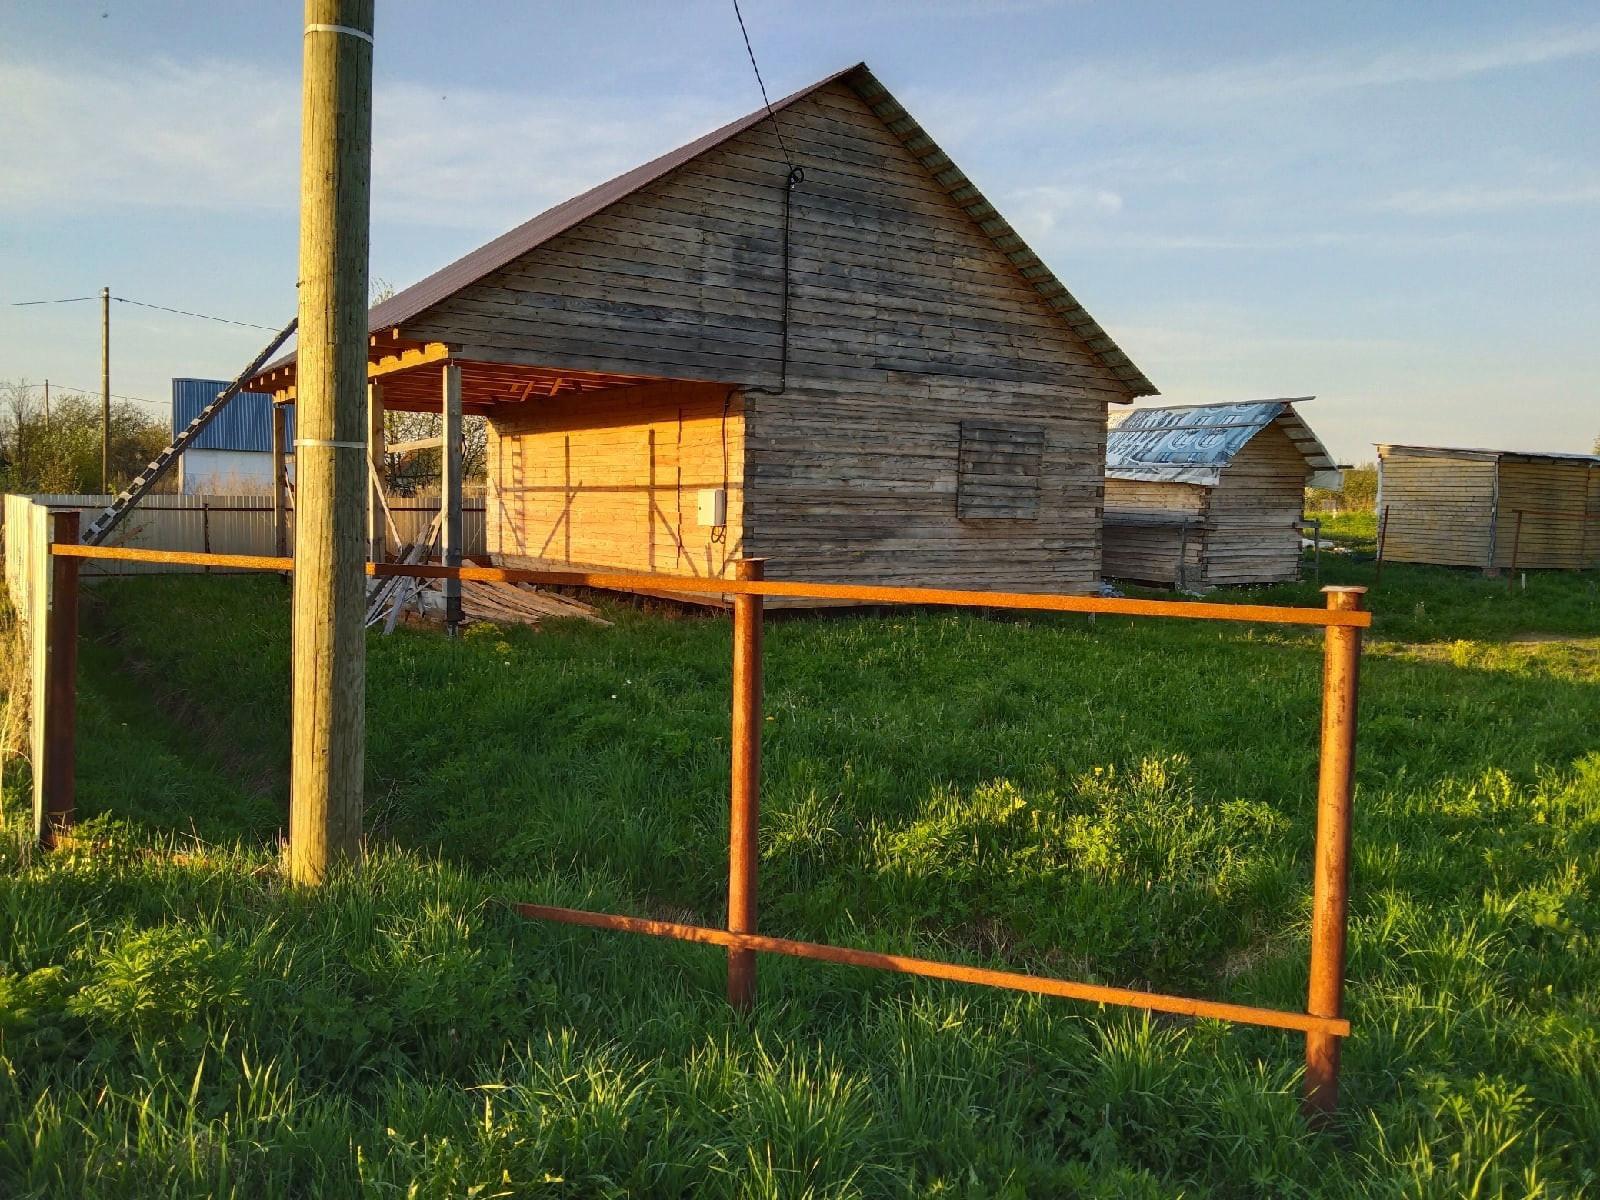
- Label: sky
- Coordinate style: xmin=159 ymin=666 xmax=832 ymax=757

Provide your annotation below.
xmin=2 ymin=1 xmax=1596 ymax=464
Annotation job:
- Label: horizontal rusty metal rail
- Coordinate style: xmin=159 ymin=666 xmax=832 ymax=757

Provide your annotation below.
xmin=515 ymin=903 xmax=1350 ymax=1036
xmin=52 ymin=544 xmax=1371 ymax=628
xmin=49 ymin=538 xmax=1368 ymax=1117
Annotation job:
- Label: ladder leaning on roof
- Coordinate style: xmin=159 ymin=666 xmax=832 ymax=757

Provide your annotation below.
xmin=81 ymin=318 xmax=299 ymax=547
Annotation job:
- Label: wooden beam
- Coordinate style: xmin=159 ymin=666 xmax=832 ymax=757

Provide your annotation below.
xmin=442 ymin=362 xmax=463 ymax=630
xmin=369 ymin=341 xmax=450 ymax=379
xmin=367 ymin=382 xmax=386 ymax=561
xmin=272 ymin=403 xmax=290 ymax=557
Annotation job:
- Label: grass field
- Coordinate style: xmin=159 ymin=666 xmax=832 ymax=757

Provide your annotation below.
xmin=1 ymin=536 xmax=1597 ymax=1197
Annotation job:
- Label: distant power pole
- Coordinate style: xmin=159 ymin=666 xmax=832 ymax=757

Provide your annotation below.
xmin=43 ymin=379 xmax=50 ymax=430
xmin=288 ymin=0 xmax=374 ymax=885
xmin=101 ymin=287 xmax=110 ymax=494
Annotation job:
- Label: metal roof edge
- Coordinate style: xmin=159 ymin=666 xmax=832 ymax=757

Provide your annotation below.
xmin=1377 ymin=443 xmax=1600 ymax=465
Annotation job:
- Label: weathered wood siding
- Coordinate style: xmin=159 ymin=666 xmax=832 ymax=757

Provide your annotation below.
xmin=1492 ymin=460 xmax=1600 ymax=569
xmin=1102 ymin=423 xmax=1305 ymax=587
xmin=405 ymin=80 xmax=1125 ymax=593
xmin=487 ymin=380 xmax=743 ymax=578
xmin=1378 ymin=452 xmax=1498 ymax=567
xmin=1102 ymin=479 xmax=1205 ymax=585
xmin=1201 ymin=422 xmax=1305 ymax=585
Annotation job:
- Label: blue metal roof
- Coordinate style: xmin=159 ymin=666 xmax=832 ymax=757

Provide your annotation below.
xmin=1106 ymin=398 xmax=1336 ymax=487
xmin=171 ymin=378 xmax=292 ymax=452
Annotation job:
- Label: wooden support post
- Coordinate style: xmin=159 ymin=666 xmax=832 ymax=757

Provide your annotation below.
xmin=1506 ymin=510 xmax=1524 ymax=595
xmin=442 ymin=363 xmax=462 ymax=630
xmin=272 ymin=403 xmax=290 ymax=559
xmin=1304 ymin=584 xmax=1365 ymax=1122
xmin=1374 ymin=505 xmax=1389 ymax=586
xmin=727 ymin=557 xmax=765 ymax=1009
xmin=36 ymin=510 xmax=81 ymax=848
xmin=368 ymin=383 xmax=386 ymax=562
xmin=289 ymin=0 xmax=374 ymax=885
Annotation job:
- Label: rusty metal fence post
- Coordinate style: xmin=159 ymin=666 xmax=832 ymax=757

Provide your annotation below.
xmin=38 ymin=510 xmax=82 ymax=848
xmin=727 ymin=558 xmax=765 ymax=1009
xmin=1304 ymin=584 xmax=1365 ymax=1119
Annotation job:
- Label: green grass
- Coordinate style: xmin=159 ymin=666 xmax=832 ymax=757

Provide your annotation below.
xmin=1 ymin=551 xmax=1597 ymax=1197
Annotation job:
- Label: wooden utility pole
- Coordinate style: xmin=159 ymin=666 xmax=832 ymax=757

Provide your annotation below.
xmin=43 ymin=380 xmax=50 ymax=430
xmin=289 ymin=0 xmax=374 ymax=885
xmin=100 ymin=287 xmax=110 ymax=494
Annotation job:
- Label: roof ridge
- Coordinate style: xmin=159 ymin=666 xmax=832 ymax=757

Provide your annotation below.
xmin=260 ymin=62 xmax=1154 ymax=397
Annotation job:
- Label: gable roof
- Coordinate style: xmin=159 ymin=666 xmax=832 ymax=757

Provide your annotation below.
xmin=1107 ymin=398 xmax=1338 ymax=487
xmin=271 ymin=63 xmax=1154 ymax=397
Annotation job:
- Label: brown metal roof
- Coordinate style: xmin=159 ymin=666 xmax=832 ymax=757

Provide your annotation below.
xmin=256 ymin=62 xmax=1155 ymax=397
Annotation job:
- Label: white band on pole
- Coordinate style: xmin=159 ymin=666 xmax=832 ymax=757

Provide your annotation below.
xmin=304 ymin=23 xmax=374 ymax=45
xmin=296 ymin=439 xmax=369 ymax=450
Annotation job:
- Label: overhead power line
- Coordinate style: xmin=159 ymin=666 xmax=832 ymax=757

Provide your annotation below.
xmin=112 ymin=297 xmax=277 ymax=331
xmin=23 ymin=381 xmax=164 ymax=410
xmin=6 ymin=296 xmax=98 ymax=307
xmin=731 ymin=0 xmax=792 ymax=165
xmin=7 ymin=293 xmax=275 ymax=330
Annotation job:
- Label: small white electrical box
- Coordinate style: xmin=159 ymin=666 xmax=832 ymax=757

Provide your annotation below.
xmin=697 ymin=487 xmax=727 ymax=527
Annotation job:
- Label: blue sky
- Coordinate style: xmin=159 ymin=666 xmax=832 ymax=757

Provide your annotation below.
xmin=2 ymin=1 xmax=1596 ymax=462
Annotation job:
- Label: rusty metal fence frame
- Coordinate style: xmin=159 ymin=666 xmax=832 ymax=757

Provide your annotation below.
xmin=39 ymin=521 xmax=1370 ymax=1119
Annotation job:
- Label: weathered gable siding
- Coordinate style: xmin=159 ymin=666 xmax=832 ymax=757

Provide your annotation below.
xmin=741 ymin=84 xmax=1122 ymax=590
xmin=1201 ymin=422 xmax=1306 ymax=584
xmin=487 ymin=381 xmax=743 ymax=577
xmin=406 ymin=80 xmax=1123 ymax=591
xmin=1378 ymin=452 xmax=1497 ymax=567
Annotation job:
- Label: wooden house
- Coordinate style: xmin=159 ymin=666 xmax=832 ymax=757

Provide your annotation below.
xmin=1376 ymin=444 xmax=1600 ymax=571
xmin=1102 ymin=399 xmax=1339 ymax=588
xmin=247 ymin=63 xmax=1156 ymax=599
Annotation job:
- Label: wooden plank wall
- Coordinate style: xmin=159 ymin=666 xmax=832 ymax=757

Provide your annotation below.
xmin=1378 ymin=453 xmax=1497 ymax=567
xmin=1492 ymin=461 xmax=1599 ymax=569
xmin=406 ymin=80 xmax=1126 ymax=594
xmin=1102 ymin=479 xmax=1205 ymax=585
xmin=1201 ymin=422 xmax=1306 ymax=585
xmin=487 ymin=380 xmax=743 ymax=578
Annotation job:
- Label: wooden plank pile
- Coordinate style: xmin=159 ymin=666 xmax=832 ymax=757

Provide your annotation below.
xmin=460 ymin=580 xmax=610 ymax=627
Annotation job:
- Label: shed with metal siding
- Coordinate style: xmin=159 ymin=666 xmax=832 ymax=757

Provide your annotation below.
xmin=1376 ymin=444 xmax=1600 ymax=570
xmin=172 ymin=379 xmax=292 ymax=494
xmin=1103 ymin=399 xmax=1337 ymax=588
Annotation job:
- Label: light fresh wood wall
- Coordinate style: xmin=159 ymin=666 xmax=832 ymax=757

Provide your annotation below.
xmin=487 ymin=380 xmax=743 ymax=578
xmin=406 ymin=80 xmax=1127 ymax=594
xmin=1378 ymin=453 xmax=1498 ymax=567
xmin=1492 ymin=461 xmax=1600 ymax=569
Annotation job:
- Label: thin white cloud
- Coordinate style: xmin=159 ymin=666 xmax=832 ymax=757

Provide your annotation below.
xmin=1006 ymin=183 xmax=1123 ymax=232
xmin=0 ymin=55 xmax=723 ymax=231
xmin=1378 ymin=181 xmax=1600 ymax=215
xmin=986 ymin=21 xmax=1600 ymax=127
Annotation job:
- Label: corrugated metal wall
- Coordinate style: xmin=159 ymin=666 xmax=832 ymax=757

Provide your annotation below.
xmin=172 ymin=378 xmax=293 ymax=452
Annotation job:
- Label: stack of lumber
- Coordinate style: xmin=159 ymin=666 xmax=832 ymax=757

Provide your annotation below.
xmin=460 ymin=580 xmax=610 ymax=627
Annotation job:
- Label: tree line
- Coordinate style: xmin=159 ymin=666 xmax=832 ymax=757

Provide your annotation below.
xmin=1 ymin=379 xmax=172 ymax=496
